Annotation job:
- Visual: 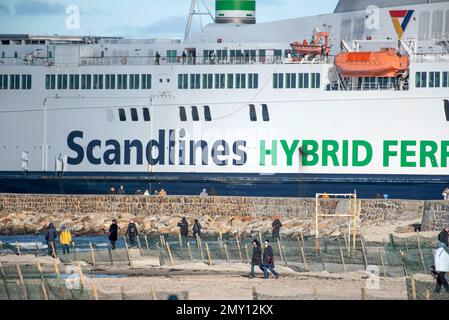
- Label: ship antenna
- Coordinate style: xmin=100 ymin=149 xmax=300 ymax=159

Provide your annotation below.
xmin=184 ymin=0 xmax=215 ymax=41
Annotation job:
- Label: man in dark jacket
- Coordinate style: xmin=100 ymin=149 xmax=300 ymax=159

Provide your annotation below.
xmin=178 ymin=217 xmax=189 ymax=237
xmin=192 ymin=219 xmax=202 ymax=238
xmin=45 ymin=223 xmax=58 ymax=256
xmin=108 ymin=219 xmax=119 ymax=250
xmin=250 ymin=240 xmax=264 ymax=278
xmin=262 ymin=240 xmax=279 ymax=279
xmin=125 ymin=220 xmax=138 ymax=247
xmin=272 ymin=213 xmax=282 ymax=240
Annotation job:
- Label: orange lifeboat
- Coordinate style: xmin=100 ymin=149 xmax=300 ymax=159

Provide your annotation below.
xmin=334 ymin=48 xmax=409 ymax=77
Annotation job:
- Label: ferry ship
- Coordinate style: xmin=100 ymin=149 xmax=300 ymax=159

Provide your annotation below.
xmin=0 ymin=0 xmax=449 ymax=199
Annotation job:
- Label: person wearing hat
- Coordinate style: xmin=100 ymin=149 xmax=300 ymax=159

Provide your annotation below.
xmin=125 ymin=219 xmax=139 ymax=247
xmin=108 ymin=219 xmax=119 ymax=250
xmin=262 ymin=240 xmax=279 ymax=279
xmin=272 ymin=214 xmax=282 ymax=240
xmin=59 ymin=225 xmax=72 ymax=255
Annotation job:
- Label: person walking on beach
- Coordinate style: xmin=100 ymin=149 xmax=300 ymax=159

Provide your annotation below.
xmin=262 ymin=240 xmax=279 ymax=279
xmin=178 ymin=217 xmax=189 ymax=239
xmin=250 ymin=239 xmax=263 ymax=278
xmin=125 ymin=219 xmax=138 ymax=247
xmin=59 ymin=225 xmax=72 ymax=255
xmin=45 ymin=223 xmax=58 ymax=257
xmin=272 ymin=213 xmax=282 ymax=240
xmin=108 ymin=219 xmax=119 ymax=250
xmin=193 ymin=219 xmax=202 ymax=238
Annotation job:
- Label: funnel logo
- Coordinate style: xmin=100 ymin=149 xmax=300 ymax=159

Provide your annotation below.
xmin=390 ymin=10 xmax=414 ymax=39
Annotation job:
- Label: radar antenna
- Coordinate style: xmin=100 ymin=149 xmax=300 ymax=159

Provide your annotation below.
xmin=185 ymin=0 xmax=215 ymax=41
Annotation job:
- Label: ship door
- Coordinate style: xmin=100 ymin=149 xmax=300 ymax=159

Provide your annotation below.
xmin=186 ymin=48 xmax=196 ymax=65
xmin=21 ymin=151 xmax=29 ymax=174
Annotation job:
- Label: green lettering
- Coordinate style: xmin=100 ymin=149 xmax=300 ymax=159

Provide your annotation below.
xmin=420 ymin=141 xmax=438 ymax=168
xmin=301 ymin=140 xmax=319 ymax=166
xmin=342 ymin=140 xmax=349 ymax=167
xmin=442 ymin=141 xmax=449 ymax=167
xmin=383 ymin=140 xmax=398 ymax=167
xmin=401 ymin=141 xmax=417 ymax=167
xmin=260 ymin=140 xmax=277 ymax=166
xmin=352 ymin=140 xmax=372 ymax=167
xmin=322 ymin=140 xmax=340 ymax=167
xmin=280 ymin=140 xmax=299 ymax=166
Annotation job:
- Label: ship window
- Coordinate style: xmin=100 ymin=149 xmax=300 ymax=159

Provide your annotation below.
xmin=143 ymin=108 xmax=151 ymax=122
xmin=179 ymin=107 xmax=187 ymax=122
xmin=21 ymin=75 xmax=31 ymax=90
xmin=418 ymin=11 xmax=430 ymax=40
xmin=0 ymin=75 xmax=6 ymax=89
xmin=202 ymin=73 xmax=213 ymax=89
xmin=273 ymin=73 xmax=284 ymax=89
xmin=192 ymin=106 xmax=199 ymax=121
xmin=117 ymin=74 xmax=127 ymax=89
xmin=443 ymin=72 xmax=449 ymax=87
xmin=131 ymin=108 xmax=138 ymax=121
xmin=258 ymin=50 xmax=266 ymax=63
xmin=178 ymin=74 xmax=188 ymax=89
xmin=106 ymin=74 xmax=115 ymax=89
xmin=249 ymin=104 xmax=257 ymax=122
xmin=10 ymin=75 xmax=20 ymax=90
xmin=129 ymin=74 xmax=139 ymax=89
xmin=190 ymin=74 xmax=201 ymax=89
xmin=141 ymin=74 xmax=151 ymax=89
xmin=204 ymin=106 xmax=212 ymax=122
xmin=14 ymin=52 xmax=18 ymax=59
xmin=118 ymin=109 xmax=126 ymax=121
xmin=416 ymin=72 xmax=427 ymax=88
xmin=45 ymin=74 xmax=55 ymax=90
xmin=166 ymin=50 xmax=177 ymax=63
xmin=429 ymin=72 xmax=441 ymax=88
xmin=262 ymin=104 xmax=270 ymax=122
xmin=93 ymin=74 xmax=104 ymax=90
xmin=81 ymin=74 xmax=92 ymax=90
xmin=274 ymin=50 xmax=282 ymax=62
xmin=286 ymin=73 xmax=297 ymax=89
xmin=248 ymin=73 xmax=259 ymax=89
xmin=298 ymin=73 xmax=310 ymax=89
xmin=311 ymin=73 xmax=321 ymax=89
xmin=57 ymin=74 xmax=68 ymax=90
xmin=69 ymin=74 xmax=80 ymax=89
xmin=227 ymin=74 xmax=234 ymax=89
xmin=236 ymin=74 xmax=246 ymax=89
xmin=215 ymin=74 xmax=225 ymax=89
xmin=432 ymin=10 xmax=444 ymax=38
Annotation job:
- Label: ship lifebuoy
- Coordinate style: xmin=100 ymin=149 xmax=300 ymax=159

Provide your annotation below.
xmin=121 ymin=58 xmax=128 ymax=65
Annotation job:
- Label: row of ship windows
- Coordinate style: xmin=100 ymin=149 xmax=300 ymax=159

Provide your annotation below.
xmin=416 ymin=71 xmax=449 ymax=88
xmin=45 ymin=74 xmax=152 ymax=90
xmin=273 ymin=73 xmax=321 ymax=89
xmin=0 ymin=74 xmax=32 ymax=90
xmin=116 ymin=105 xmax=270 ymax=122
xmin=178 ymin=73 xmax=259 ymax=90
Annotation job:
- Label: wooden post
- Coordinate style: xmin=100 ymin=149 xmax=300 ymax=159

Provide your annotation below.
xmin=144 ymin=235 xmax=150 ymax=251
xmin=16 ymin=242 xmax=21 ymax=256
xmin=89 ymin=242 xmax=96 ymax=267
xmin=312 ymin=288 xmax=318 ymax=300
xmin=411 ymin=277 xmax=417 ymax=301
xmin=298 ymin=237 xmax=308 ymax=270
xmin=315 ymin=238 xmax=319 ymax=259
xmin=245 ymin=244 xmax=250 ymax=264
xmin=236 ymin=236 xmax=243 ymax=263
xmin=417 ymin=234 xmax=427 ymax=272
xmin=360 ymin=238 xmax=368 ymax=270
xmin=258 ymin=232 xmax=263 ymax=246
xmin=361 ymin=287 xmax=366 ymax=301
xmin=151 ymin=287 xmax=158 ymax=300
xmin=137 ymin=236 xmax=142 ymax=249
xmin=16 ymin=264 xmax=28 ymax=300
xmin=224 ymin=244 xmax=230 ymax=263
xmin=120 ymin=286 xmax=126 ymax=300
xmin=50 ymin=241 xmax=57 ymax=258
xmin=53 ymin=259 xmax=60 ymax=278
xmin=108 ymin=246 xmax=114 ymax=266
xmin=156 ymin=243 xmax=165 ymax=266
xmin=425 ymin=289 xmax=431 ymax=301
xmin=196 ymin=234 xmax=204 ymax=261
xmin=338 ymin=238 xmax=347 ymax=272
xmin=77 ymin=262 xmax=86 ymax=289
xmin=92 ymin=282 xmax=99 ymax=300
xmin=124 ymin=239 xmax=133 ymax=267
xmin=178 ymin=232 xmax=183 ymax=248
xmin=35 ymin=241 xmax=40 ymax=256
xmin=36 ymin=262 xmax=49 ymax=301
xmin=219 ymin=232 xmax=224 ymax=249
xmin=166 ymin=242 xmax=175 ymax=266
xmin=379 ymin=250 xmax=387 ymax=277
xmin=187 ymin=242 xmax=194 ymax=262
xmin=205 ymin=242 xmax=212 ymax=266
xmin=400 ymin=250 xmax=408 ymax=277
xmin=277 ymin=239 xmax=286 ymax=266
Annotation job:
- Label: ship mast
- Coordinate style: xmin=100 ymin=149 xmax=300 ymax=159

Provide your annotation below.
xmin=184 ymin=0 xmax=215 ymax=41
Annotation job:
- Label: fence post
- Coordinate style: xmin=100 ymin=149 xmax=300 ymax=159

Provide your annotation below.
xmin=400 ymin=250 xmax=408 ymax=277
xmin=36 ymin=262 xmax=49 ymax=301
xmin=73 ymin=241 xmax=77 ymax=261
xmin=156 ymin=243 xmax=165 ymax=266
xmin=245 ymin=244 xmax=250 ymax=264
xmin=425 ymin=289 xmax=431 ymax=301
xmin=379 ymin=250 xmax=387 ymax=277
xmin=219 ymin=232 xmax=224 ymax=249
xmin=205 ymin=242 xmax=212 ymax=266
xmin=108 ymin=246 xmax=114 ymax=266
xmin=411 ymin=276 xmax=417 ymax=300
xmin=166 ymin=242 xmax=175 ymax=266
xmin=137 ymin=236 xmax=142 ymax=249
xmin=187 ymin=242 xmax=194 ymax=262
xmin=50 ymin=242 xmax=57 ymax=258
xmin=277 ymin=239 xmax=286 ymax=266
xmin=298 ymin=236 xmax=308 ymax=271
xmin=77 ymin=262 xmax=86 ymax=289
xmin=224 ymin=244 xmax=230 ymax=263
xmin=417 ymin=234 xmax=427 ymax=273
xmin=236 ymin=236 xmax=243 ymax=263
xmin=338 ymin=238 xmax=347 ymax=273
xmin=178 ymin=232 xmax=183 ymax=248
xmin=389 ymin=234 xmax=395 ymax=249
xmin=35 ymin=241 xmax=40 ymax=257
xmin=151 ymin=287 xmax=158 ymax=300
xmin=16 ymin=264 xmax=28 ymax=300
xmin=16 ymin=242 xmax=21 ymax=256
xmin=91 ymin=282 xmax=99 ymax=300
xmin=361 ymin=287 xmax=366 ymax=301
xmin=196 ymin=234 xmax=204 ymax=261
xmin=360 ymin=238 xmax=368 ymax=270
xmin=124 ymin=239 xmax=133 ymax=267
xmin=144 ymin=235 xmax=150 ymax=251
xmin=313 ymin=288 xmax=318 ymax=300
xmin=120 ymin=286 xmax=126 ymax=300
xmin=53 ymin=258 xmax=60 ymax=278
xmin=258 ymin=232 xmax=263 ymax=246
xmin=89 ymin=242 xmax=96 ymax=267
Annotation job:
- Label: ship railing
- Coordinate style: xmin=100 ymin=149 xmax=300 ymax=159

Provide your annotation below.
xmin=410 ymin=54 xmax=449 ymax=63
xmin=327 ymin=82 xmax=406 ymax=92
xmin=0 ymin=57 xmax=55 ymax=67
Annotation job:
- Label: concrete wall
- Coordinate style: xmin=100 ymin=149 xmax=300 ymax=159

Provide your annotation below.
xmin=421 ymin=201 xmax=449 ymax=231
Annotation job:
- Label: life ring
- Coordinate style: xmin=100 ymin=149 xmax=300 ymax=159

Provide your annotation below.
xmin=121 ymin=58 xmax=128 ymax=65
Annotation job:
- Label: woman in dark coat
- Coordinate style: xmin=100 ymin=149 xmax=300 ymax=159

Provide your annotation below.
xmin=178 ymin=217 xmax=189 ymax=237
xmin=272 ymin=213 xmax=282 ymax=240
xmin=250 ymin=239 xmax=264 ymax=278
xmin=108 ymin=219 xmax=119 ymax=250
xmin=262 ymin=240 xmax=279 ymax=279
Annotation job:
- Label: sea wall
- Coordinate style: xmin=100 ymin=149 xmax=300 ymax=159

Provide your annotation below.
xmin=0 ymin=194 xmax=432 ymax=236
xmin=421 ymin=201 xmax=449 ymax=231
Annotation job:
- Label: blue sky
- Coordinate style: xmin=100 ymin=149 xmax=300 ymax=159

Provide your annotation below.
xmin=0 ymin=0 xmax=339 ymax=37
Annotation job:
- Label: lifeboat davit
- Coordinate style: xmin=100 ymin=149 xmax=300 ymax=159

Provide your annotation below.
xmin=334 ymin=48 xmax=409 ymax=77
